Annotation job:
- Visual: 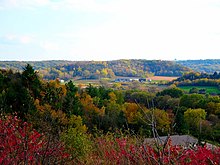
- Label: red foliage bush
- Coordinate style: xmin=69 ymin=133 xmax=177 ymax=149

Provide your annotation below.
xmin=0 ymin=115 xmax=70 ymax=164
xmin=1 ymin=115 xmax=219 ymax=164
xmin=96 ymin=137 xmax=220 ymax=165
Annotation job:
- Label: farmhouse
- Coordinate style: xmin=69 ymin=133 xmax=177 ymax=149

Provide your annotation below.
xmin=114 ymin=78 xmax=133 ymax=82
xmin=144 ymin=135 xmax=198 ymax=147
xmin=139 ymin=78 xmax=147 ymax=82
xmin=114 ymin=77 xmax=147 ymax=83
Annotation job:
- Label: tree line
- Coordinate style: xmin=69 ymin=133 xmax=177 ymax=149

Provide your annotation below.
xmin=171 ymin=71 xmax=220 ymax=88
xmin=0 ymin=59 xmax=191 ymax=80
xmin=177 ymin=59 xmax=220 ymax=73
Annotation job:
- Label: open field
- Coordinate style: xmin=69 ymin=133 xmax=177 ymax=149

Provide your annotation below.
xmin=179 ymin=86 xmax=220 ymax=94
xmin=73 ymin=79 xmax=100 ymax=85
xmin=68 ymin=76 xmax=176 ymax=91
xmin=74 ymin=76 xmax=178 ymax=81
xmin=72 ymin=76 xmax=178 ymax=85
xmin=148 ymin=76 xmax=178 ymax=81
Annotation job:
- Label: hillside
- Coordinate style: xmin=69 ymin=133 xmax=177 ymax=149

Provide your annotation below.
xmin=177 ymin=59 xmax=220 ymax=73
xmin=0 ymin=59 xmax=191 ymax=80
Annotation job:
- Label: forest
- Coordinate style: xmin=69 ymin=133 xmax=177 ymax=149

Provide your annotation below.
xmin=0 ymin=64 xmax=220 ymax=164
xmin=0 ymin=59 xmax=191 ymax=80
xmin=2 ymin=59 xmax=220 ymax=82
xmin=177 ymin=59 xmax=220 ymax=73
xmin=171 ymin=71 xmax=220 ymax=87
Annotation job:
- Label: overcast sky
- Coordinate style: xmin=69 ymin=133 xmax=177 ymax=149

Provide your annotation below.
xmin=1 ymin=0 xmax=220 ymax=61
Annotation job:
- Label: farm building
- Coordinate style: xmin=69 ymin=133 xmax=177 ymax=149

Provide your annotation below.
xmin=144 ymin=135 xmax=198 ymax=147
xmin=114 ymin=77 xmax=147 ymax=82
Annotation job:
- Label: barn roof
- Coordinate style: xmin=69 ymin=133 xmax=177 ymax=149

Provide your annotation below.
xmin=144 ymin=135 xmax=198 ymax=147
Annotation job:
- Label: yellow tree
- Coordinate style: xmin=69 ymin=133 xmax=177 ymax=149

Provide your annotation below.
xmin=101 ymin=68 xmax=108 ymax=78
xmin=80 ymin=93 xmax=104 ymax=116
xmin=123 ymin=102 xmax=139 ymax=124
xmin=30 ymin=99 xmax=68 ymax=140
xmin=142 ymin=108 xmax=171 ymax=135
xmin=153 ymin=109 xmax=171 ymax=134
xmin=95 ymin=69 xmax=101 ymax=79
xmin=80 ymin=93 xmax=105 ymax=129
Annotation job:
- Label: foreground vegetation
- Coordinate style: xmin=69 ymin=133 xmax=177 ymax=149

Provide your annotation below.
xmin=1 ymin=64 xmax=220 ymax=164
xmin=1 ymin=116 xmax=220 ymax=164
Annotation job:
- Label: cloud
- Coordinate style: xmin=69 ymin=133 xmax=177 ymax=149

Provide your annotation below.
xmin=0 ymin=0 xmax=117 ymax=12
xmin=40 ymin=41 xmax=60 ymax=51
xmin=0 ymin=34 xmax=33 ymax=45
xmin=1 ymin=0 xmax=220 ymax=61
xmin=19 ymin=36 xmax=32 ymax=44
xmin=57 ymin=0 xmax=220 ymax=61
xmin=0 ymin=0 xmax=50 ymax=9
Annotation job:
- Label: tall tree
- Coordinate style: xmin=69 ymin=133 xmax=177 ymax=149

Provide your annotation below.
xmin=62 ymin=81 xmax=81 ymax=116
xmin=22 ymin=64 xmax=41 ymax=99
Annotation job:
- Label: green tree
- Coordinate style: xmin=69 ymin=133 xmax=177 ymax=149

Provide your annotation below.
xmin=61 ymin=115 xmax=92 ymax=159
xmin=184 ymin=108 xmax=207 ymax=134
xmin=157 ymin=87 xmax=184 ymax=98
xmin=22 ymin=64 xmax=41 ymax=99
xmin=173 ymin=107 xmax=188 ymax=134
xmin=3 ymin=70 xmax=36 ymax=119
xmin=83 ymin=70 xmax=90 ymax=79
xmin=180 ymin=94 xmax=205 ymax=109
xmin=41 ymin=79 xmax=66 ymax=110
xmin=129 ymin=91 xmax=155 ymax=108
xmin=101 ymin=92 xmax=126 ymax=132
xmin=63 ymin=81 xmax=81 ymax=116
xmin=155 ymin=95 xmax=172 ymax=110
xmin=189 ymin=87 xmax=198 ymax=94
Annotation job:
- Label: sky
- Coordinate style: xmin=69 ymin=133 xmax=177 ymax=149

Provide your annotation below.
xmin=0 ymin=0 xmax=220 ymax=61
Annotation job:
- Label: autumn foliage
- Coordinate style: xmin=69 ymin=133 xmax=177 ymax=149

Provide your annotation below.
xmin=92 ymin=137 xmax=220 ymax=165
xmin=1 ymin=115 xmax=220 ymax=164
xmin=0 ymin=115 xmax=69 ymax=164
xmin=1 ymin=65 xmax=220 ymax=164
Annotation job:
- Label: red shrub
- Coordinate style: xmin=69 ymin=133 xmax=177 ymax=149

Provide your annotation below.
xmin=0 ymin=115 xmax=70 ymax=164
xmin=96 ymin=137 xmax=220 ymax=165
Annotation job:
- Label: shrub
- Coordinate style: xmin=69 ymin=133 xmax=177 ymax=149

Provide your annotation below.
xmin=61 ymin=115 xmax=92 ymax=160
xmin=0 ymin=115 xmax=70 ymax=164
xmin=90 ymin=136 xmax=220 ymax=164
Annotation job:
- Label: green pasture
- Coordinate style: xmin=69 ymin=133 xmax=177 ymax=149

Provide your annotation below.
xmin=179 ymin=86 xmax=220 ymax=94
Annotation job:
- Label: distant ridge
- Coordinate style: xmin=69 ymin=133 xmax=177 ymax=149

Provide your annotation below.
xmin=0 ymin=59 xmax=191 ymax=80
xmin=177 ymin=59 xmax=220 ymax=73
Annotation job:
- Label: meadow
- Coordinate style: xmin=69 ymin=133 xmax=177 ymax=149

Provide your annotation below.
xmin=179 ymin=86 xmax=220 ymax=94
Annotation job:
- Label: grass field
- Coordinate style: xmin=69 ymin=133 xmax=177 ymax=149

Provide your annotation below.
xmin=179 ymin=86 xmax=220 ymax=94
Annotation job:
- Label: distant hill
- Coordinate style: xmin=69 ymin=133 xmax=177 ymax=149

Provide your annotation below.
xmin=0 ymin=60 xmax=73 ymax=70
xmin=0 ymin=59 xmax=191 ymax=80
xmin=176 ymin=59 xmax=220 ymax=73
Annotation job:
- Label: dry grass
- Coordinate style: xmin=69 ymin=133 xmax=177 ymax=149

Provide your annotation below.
xmin=148 ymin=76 xmax=178 ymax=81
